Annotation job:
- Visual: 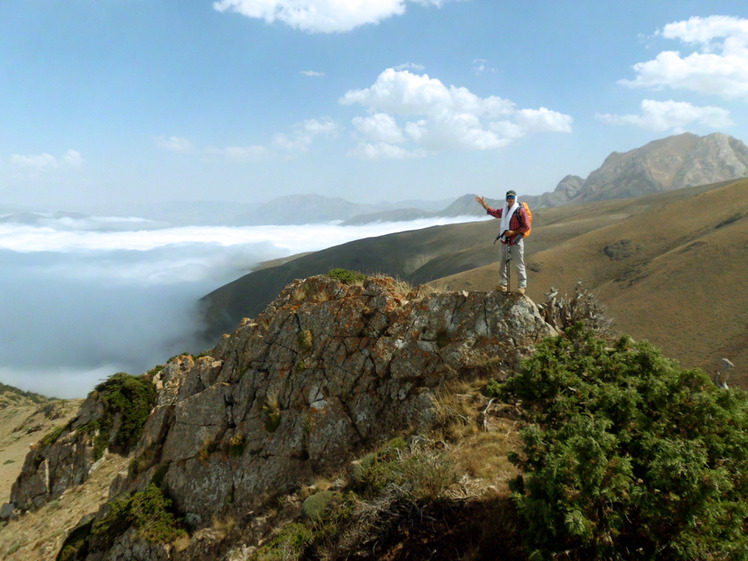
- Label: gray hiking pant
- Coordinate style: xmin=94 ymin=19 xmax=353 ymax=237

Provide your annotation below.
xmin=499 ymin=238 xmax=527 ymax=289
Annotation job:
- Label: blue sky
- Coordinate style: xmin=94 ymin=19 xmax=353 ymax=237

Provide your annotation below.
xmin=2 ymin=0 xmax=748 ymax=210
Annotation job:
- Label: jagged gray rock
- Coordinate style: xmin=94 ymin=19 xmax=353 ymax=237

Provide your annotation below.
xmin=127 ymin=276 xmax=556 ymax=528
xmin=45 ymin=275 xmax=556 ymax=558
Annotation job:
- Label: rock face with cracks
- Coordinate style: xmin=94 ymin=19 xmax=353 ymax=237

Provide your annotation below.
xmin=14 ymin=275 xmax=557 ymax=558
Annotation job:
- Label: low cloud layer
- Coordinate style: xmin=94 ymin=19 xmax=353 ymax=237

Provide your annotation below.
xmin=0 ymin=213 xmax=481 ymax=397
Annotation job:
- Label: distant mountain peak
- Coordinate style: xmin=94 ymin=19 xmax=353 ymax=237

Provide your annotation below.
xmin=526 ymin=132 xmax=748 ymax=209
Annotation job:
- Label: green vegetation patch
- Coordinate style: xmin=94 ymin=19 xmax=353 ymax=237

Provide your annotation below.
xmin=250 ymin=522 xmax=314 ymax=561
xmin=301 ymin=490 xmax=336 ymax=522
xmin=350 ymin=437 xmax=455 ymax=501
xmin=92 ymin=484 xmax=185 ymax=545
xmin=326 ymin=268 xmax=368 ymax=285
xmin=78 ymin=372 xmax=156 ymax=460
xmin=499 ymin=323 xmax=748 ymax=561
xmin=39 ymin=422 xmax=71 ymax=448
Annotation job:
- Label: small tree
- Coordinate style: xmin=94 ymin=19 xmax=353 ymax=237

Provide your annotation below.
xmin=501 ymin=324 xmax=748 ymax=560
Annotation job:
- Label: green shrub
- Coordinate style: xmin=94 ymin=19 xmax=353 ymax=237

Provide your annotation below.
xmin=484 ymin=379 xmax=502 ymax=398
xmin=39 ymin=422 xmax=69 ymax=447
xmin=81 ymin=372 xmax=156 ymax=460
xmin=501 ymin=323 xmax=748 ymax=560
xmin=128 ymin=484 xmax=185 ymax=542
xmin=326 ymin=268 xmax=367 ymax=285
xmin=302 ymin=490 xmax=336 ymax=522
xmin=250 ymin=522 xmax=313 ymax=561
xmin=92 ymin=484 xmax=185 ymax=544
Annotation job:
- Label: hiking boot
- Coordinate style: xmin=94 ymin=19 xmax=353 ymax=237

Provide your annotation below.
xmin=496 ymin=284 xmax=508 ymax=293
xmin=517 ymin=287 xmax=526 ymax=296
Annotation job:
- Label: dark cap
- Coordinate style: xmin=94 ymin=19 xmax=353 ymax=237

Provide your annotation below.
xmin=506 ymin=190 xmax=516 ymax=198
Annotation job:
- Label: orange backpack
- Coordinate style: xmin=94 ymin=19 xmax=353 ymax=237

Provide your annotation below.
xmin=515 ymin=201 xmax=532 ymax=237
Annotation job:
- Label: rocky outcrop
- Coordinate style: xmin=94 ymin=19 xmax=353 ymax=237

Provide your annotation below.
xmin=125 ymin=276 xmax=555 ymax=528
xmin=48 ymin=275 xmax=555 ymax=558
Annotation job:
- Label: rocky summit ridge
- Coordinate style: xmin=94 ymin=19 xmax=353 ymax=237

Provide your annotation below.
xmin=4 ymin=274 xmax=556 ymax=560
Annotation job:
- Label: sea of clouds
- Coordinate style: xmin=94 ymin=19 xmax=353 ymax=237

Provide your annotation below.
xmin=0 ymin=213 xmax=483 ymax=398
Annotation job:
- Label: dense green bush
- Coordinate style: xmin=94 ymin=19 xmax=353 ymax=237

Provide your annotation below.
xmin=326 ymin=268 xmax=368 ymax=285
xmin=80 ymin=372 xmax=156 ymax=460
xmin=500 ymin=324 xmax=748 ymax=560
xmin=93 ymin=484 xmax=185 ymax=543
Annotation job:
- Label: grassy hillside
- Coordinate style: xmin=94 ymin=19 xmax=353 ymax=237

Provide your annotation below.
xmin=432 ymin=179 xmax=748 ymax=386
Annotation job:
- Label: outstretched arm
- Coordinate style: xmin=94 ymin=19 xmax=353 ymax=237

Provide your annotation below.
xmin=475 ymin=195 xmax=489 ymax=210
xmin=476 ymin=195 xmax=501 ymax=218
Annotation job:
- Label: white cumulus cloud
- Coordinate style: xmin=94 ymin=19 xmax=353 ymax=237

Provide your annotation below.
xmin=620 ymin=16 xmax=748 ymax=100
xmin=352 ymin=113 xmax=407 ymax=144
xmin=472 ymin=58 xmax=495 ymax=76
xmin=301 ymin=70 xmax=326 ymax=77
xmin=340 ymin=68 xmax=572 ymax=159
xmin=206 ymin=145 xmax=268 ymax=160
xmin=62 ymin=150 xmax=84 ymax=168
xmin=273 ymin=117 xmax=339 ymax=152
xmin=596 ymin=99 xmax=733 ymax=132
xmin=213 ymin=0 xmax=449 ymax=34
xmin=155 ymin=135 xmax=195 ymax=153
xmin=10 ymin=149 xmax=84 ymax=171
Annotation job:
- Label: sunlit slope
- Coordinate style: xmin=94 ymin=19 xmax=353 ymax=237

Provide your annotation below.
xmin=433 ymin=179 xmax=748 ymax=382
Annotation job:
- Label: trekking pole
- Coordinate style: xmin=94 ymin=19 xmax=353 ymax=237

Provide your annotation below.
xmin=506 ymin=242 xmax=512 ymax=292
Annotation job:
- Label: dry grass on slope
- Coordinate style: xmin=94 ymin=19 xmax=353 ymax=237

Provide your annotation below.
xmin=429 ymin=179 xmax=748 ymax=387
xmin=0 ymin=453 xmax=130 ymax=561
xmin=0 ymin=391 xmax=122 ymax=561
xmin=0 ymin=396 xmax=82 ymax=503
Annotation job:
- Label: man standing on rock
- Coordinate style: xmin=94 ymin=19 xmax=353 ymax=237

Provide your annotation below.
xmin=475 ymin=190 xmax=530 ymax=295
